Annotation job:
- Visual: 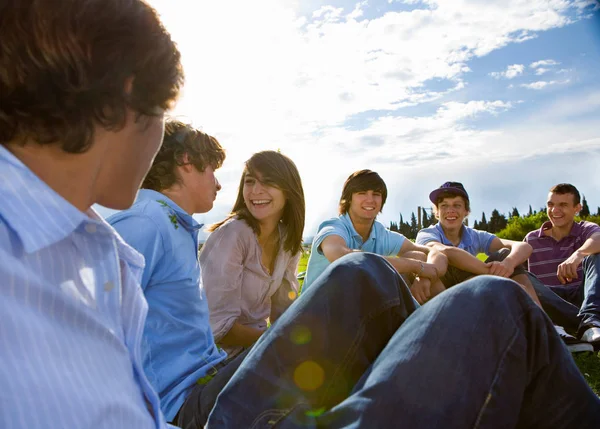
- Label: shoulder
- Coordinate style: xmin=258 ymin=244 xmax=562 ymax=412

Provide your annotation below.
xmin=210 ymin=218 xmax=255 ymax=239
xmin=317 ymin=216 xmax=345 ymax=231
xmin=524 ymin=228 xmax=542 ymax=241
xmin=108 ymin=199 xmax=172 ymax=231
xmin=374 ymin=220 xmax=401 ymax=238
xmin=416 ymin=225 xmax=441 ymax=243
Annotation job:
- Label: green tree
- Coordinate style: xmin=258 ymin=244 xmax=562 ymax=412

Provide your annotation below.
xmin=497 ymin=211 xmax=549 ymax=241
xmin=479 ymin=212 xmax=488 ymax=231
xmin=510 ymin=207 xmax=520 ymax=218
xmin=580 ymin=195 xmax=591 ymax=218
xmin=528 ymin=205 xmax=533 ymax=216
xmin=488 ymin=209 xmax=508 ymax=233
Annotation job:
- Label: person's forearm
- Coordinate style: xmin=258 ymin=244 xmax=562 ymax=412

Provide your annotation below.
xmin=323 ymin=246 xmax=360 ymax=263
xmin=503 ymin=242 xmax=532 ymax=268
xmin=574 ymin=237 xmax=600 ymax=257
xmin=220 ymin=322 xmax=264 ymax=348
xmin=384 ymin=256 xmax=422 ymax=275
xmin=427 ymin=249 xmax=448 ymax=278
xmin=444 ymin=247 xmax=488 ymax=274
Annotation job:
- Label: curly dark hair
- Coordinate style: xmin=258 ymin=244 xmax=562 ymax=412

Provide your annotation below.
xmin=0 ymin=0 xmax=184 ymax=153
xmin=209 ymin=151 xmax=305 ymax=255
xmin=142 ymin=120 xmax=226 ymax=191
xmin=338 ymin=170 xmax=388 ymax=215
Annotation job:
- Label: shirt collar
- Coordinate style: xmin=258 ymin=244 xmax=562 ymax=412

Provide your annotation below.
xmin=136 ymin=189 xmax=203 ymax=232
xmin=0 ymin=145 xmax=91 ymax=253
xmin=435 ymin=222 xmax=472 ymax=247
xmin=539 ymin=220 xmax=581 ymax=239
xmin=341 ymin=213 xmax=377 ymax=242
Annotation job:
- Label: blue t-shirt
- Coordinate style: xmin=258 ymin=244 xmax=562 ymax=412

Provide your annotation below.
xmin=416 ymin=223 xmax=495 ymax=256
xmin=109 ymin=189 xmax=227 ymax=421
xmin=303 ymin=213 xmax=406 ymax=291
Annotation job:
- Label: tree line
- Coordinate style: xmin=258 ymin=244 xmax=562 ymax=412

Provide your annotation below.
xmin=390 ymin=195 xmax=600 ymax=241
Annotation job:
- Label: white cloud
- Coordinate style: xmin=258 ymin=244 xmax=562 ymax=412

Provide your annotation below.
xmin=490 ymin=64 xmax=525 ymax=79
xmin=520 ymin=79 xmax=570 ymax=89
xmin=144 ymin=0 xmax=598 ymax=234
xmin=530 ymin=59 xmax=560 ymax=68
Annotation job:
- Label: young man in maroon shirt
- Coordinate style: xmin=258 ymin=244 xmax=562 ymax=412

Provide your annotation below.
xmin=525 ymin=183 xmax=600 ymax=348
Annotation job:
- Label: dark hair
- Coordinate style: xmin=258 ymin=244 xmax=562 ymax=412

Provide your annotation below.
xmin=549 ymin=183 xmax=581 ymax=205
xmin=338 ymin=170 xmax=388 ymax=215
xmin=209 ymin=151 xmax=305 ymax=255
xmin=433 ymin=191 xmax=471 ymax=213
xmin=0 ymin=0 xmax=183 ymax=153
xmin=143 ymin=120 xmax=226 ymax=191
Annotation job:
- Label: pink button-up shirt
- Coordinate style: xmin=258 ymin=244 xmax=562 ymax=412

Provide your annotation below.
xmin=200 ymin=218 xmax=300 ymax=357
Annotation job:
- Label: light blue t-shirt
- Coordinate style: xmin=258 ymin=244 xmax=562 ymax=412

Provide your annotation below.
xmin=416 ymin=223 xmax=495 ymax=256
xmin=109 ymin=190 xmax=227 ymax=421
xmin=303 ymin=213 xmax=406 ymax=291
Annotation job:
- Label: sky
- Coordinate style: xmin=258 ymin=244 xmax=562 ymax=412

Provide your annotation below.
xmin=97 ymin=0 xmax=600 ymax=239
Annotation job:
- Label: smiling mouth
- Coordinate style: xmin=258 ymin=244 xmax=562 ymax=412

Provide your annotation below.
xmin=362 ymin=207 xmax=376 ymax=211
xmin=445 ymin=216 xmax=458 ymax=221
xmin=251 ymin=199 xmax=271 ymax=207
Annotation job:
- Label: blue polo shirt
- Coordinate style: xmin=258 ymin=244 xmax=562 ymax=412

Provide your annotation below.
xmin=108 ymin=190 xmax=226 ymax=421
xmin=303 ymin=213 xmax=406 ymax=291
xmin=416 ymin=223 xmax=495 ymax=256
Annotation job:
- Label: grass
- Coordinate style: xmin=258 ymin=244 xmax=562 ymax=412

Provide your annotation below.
xmin=296 ymin=252 xmax=600 ymax=395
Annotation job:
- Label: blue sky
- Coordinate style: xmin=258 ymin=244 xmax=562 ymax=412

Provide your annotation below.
xmin=97 ymin=0 xmax=600 ymax=238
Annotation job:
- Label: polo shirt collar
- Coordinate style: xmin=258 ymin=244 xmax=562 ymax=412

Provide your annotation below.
xmin=435 ymin=222 xmax=472 ymax=247
xmin=136 ymin=189 xmax=203 ymax=232
xmin=539 ymin=220 xmax=581 ymax=239
xmin=0 ymin=145 xmax=93 ymax=254
xmin=341 ymin=213 xmax=377 ymax=242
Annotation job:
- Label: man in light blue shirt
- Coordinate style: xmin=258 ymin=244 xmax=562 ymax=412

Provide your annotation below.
xmin=0 ymin=1 xmax=183 ymax=427
xmin=304 ymin=170 xmax=447 ymax=302
xmin=109 ymin=121 xmax=232 ymax=426
xmin=416 ymin=181 xmax=541 ymax=306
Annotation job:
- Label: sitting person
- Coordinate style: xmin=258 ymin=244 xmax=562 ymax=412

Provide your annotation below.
xmin=201 ymin=150 xmax=305 ymax=358
xmin=303 ymin=169 xmax=447 ymax=303
xmin=416 ymin=181 xmax=541 ymax=306
xmin=108 ymin=120 xmax=229 ymax=424
xmin=525 ymin=183 xmax=600 ymax=348
xmin=0 ymin=0 xmax=185 ymax=427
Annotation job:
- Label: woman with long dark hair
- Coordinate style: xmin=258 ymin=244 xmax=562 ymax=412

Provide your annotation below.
xmin=200 ymin=150 xmax=305 ymax=357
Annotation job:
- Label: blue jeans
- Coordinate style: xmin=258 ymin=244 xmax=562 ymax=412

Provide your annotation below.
xmin=530 ymin=254 xmax=600 ymax=337
xmin=207 ymin=253 xmax=599 ymax=428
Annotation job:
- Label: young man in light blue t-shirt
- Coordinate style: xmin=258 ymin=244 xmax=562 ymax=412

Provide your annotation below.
xmin=304 ymin=170 xmax=447 ymax=303
xmin=416 ymin=181 xmax=541 ymax=305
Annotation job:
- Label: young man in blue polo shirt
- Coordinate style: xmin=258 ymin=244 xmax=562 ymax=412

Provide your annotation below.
xmin=304 ymin=170 xmax=447 ymax=303
xmin=416 ymin=182 xmax=542 ymax=304
xmin=108 ymin=120 xmax=233 ymax=426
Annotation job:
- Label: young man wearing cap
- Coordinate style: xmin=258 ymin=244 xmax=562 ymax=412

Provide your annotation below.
xmin=303 ymin=170 xmax=447 ymax=300
xmin=415 ymin=182 xmax=541 ymax=306
xmin=524 ymin=184 xmax=600 ymax=348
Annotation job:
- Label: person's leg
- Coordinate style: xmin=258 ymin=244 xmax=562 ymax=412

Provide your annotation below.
xmin=206 ymin=252 xmax=419 ymax=428
xmin=529 ymin=273 xmax=581 ymax=334
xmin=312 ymin=277 xmax=599 ymax=429
xmin=177 ymin=349 xmax=249 ymax=429
xmin=578 ymin=254 xmax=600 ymax=337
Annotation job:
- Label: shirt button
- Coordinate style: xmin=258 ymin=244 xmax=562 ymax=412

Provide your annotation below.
xmin=85 ymin=223 xmax=97 ymax=234
xmin=104 ymin=281 xmax=115 ymax=292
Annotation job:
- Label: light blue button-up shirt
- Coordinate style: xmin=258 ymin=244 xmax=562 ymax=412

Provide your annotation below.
xmin=416 ymin=223 xmax=495 ymax=256
xmin=0 ymin=146 xmax=169 ymax=429
xmin=109 ymin=190 xmax=227 ymax=421
xmin=303 ymin=213 xmax=406 ymax=291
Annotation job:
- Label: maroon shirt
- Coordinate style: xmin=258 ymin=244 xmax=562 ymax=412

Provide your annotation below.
xmin=525 ymin=221 xmax=600 ymax=288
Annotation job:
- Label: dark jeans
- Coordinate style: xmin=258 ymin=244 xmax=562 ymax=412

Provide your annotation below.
xmin=530 ymin=253 xmax=600 ymax=337
xmin=206 ymin=253 xmax=600 ymax=428
xmin=176 ymin=348 xmax=249 ymax=428
xmin=440 ymin=248 xmax=527 ymax=288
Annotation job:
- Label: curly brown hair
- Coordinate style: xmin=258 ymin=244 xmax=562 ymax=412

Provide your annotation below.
xmin=0 ymin=0 xmax=184 ymax=153
xmin=142 ymin=120 xmax=226 ymax=191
